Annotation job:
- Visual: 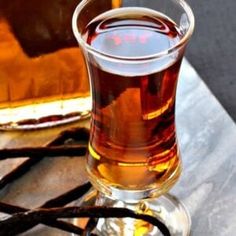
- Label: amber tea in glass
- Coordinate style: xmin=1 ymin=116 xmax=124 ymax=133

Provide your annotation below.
xmin=73 ymin=0 xmax=194 ymax=235
xmin=86 ymin=12 xmax=183 ymax=192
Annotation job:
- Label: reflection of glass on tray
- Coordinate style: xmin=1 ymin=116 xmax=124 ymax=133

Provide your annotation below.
xmin=0 ymin=0 xmax=91 ymax=130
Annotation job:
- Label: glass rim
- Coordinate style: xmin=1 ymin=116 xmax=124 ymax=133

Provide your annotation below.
xmin=72 ymin=0 xmax=195 ymax=63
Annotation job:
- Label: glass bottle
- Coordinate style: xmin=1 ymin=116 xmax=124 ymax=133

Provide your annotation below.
xmin=0 ymin=0 xmax=90 ymax=129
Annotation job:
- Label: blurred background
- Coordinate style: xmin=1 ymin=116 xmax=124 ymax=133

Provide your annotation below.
xmin=186 ymin=0 xmax=236 ymax=121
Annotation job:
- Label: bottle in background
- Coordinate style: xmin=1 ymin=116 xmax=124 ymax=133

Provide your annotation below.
xmin=0 ymin=0 xmax=91 ymax=129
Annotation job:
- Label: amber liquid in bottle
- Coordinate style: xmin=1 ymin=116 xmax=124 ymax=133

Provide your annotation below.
xmin=0 ymin=0 xmax=123 ymax=129
xmin=84 ymin=8 xmax=183 ymax=191
xmin=0 ymin=0 xmax=90 ymax=129
xmin=0 ymin=21 xmax=90 ymax=128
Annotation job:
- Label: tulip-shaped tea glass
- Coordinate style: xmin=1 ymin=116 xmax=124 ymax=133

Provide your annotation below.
xmin=72 ymin=0 xmax=194 ymax=235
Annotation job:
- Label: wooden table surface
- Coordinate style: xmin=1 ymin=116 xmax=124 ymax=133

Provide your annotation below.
xmin=0 ymin=59 xmax=236 ymax=235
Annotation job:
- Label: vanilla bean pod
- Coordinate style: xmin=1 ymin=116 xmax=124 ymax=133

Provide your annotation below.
xmin=0 ymin=201 xmax=89 ymax=235
xmin=82 ymin=218 xmax=99 ymax=236
xmin=0 ymin=182 xmax=92 ymax=213
xmin=0 ymin=182 xmax=92 ymax=234
xmin=0 ymin=206 xmax=170 ymax=236
xmin=0 ymin=145 xmax=87 ymax=160
xmin=0 ymin=158 xmax=42 ymax=190
xmin=0 ymin=127 xmax=89 ymax=190
xmin=53 ymin=128 xmax=89 ymax=145
xmin=0 ymin=201 xmax=25 ymax=214
xmin=42 ymin=182 xmax=92 ymax=208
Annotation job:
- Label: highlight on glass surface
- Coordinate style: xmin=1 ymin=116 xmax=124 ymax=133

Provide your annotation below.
xmin=0 ymin=0 xmax=91 ymax=130
xmin=72 ymin=0 xmax=194 ymax=235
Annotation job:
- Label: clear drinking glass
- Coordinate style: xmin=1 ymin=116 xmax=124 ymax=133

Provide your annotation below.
xmin=72 ymin=0 xmax=194 ymax=235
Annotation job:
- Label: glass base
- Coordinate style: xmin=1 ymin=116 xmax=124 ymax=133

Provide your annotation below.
xmin=73 ymin=189 xmax=191 ymax=236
